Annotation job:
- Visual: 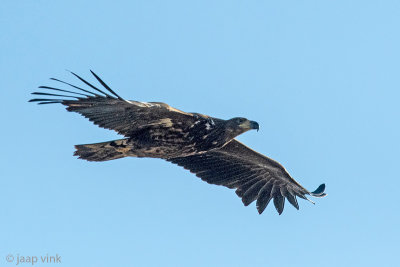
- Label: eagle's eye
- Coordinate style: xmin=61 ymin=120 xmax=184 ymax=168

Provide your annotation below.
xmin=236 ymin=118 xmax=246 ymax=123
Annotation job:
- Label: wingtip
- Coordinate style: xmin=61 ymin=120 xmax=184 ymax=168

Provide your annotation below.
xmin=66 ymin=69 xmax=80 ymax=79
xmin=241 ymin=198 xmax=252 ymax=207
xmin=310 ymin=183 xmax=327 ymax=198
xmin=65 ymin=69 xmax=75 ymax=77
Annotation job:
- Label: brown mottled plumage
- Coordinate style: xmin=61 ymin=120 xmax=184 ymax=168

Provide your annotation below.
xmin=30 ymin=71 xmax=326 ymax=214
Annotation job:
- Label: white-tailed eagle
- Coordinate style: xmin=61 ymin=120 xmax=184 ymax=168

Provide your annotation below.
xmin=30 ymin=71 xmax=326 ymax=214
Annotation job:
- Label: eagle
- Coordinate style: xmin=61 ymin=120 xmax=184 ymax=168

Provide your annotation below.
xmin=30 ymin=71 xmax=326 ymax=215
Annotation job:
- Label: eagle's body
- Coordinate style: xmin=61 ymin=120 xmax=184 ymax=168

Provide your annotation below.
xmin=30 ymin=71 xmax=326 ymax=214
xmin=75 ymin=113 xmax=242 ymax=160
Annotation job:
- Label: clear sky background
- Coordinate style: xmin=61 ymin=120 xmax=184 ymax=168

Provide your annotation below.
xmin=1 ymin=1 xmax=399 ymax=266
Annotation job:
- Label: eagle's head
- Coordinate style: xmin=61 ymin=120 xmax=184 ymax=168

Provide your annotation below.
xmin=226 ymin=117 xmax=259 ymax=135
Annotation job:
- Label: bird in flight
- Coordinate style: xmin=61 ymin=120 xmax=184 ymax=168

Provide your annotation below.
xmin=30 ymin=71 xmax=326 ymax=215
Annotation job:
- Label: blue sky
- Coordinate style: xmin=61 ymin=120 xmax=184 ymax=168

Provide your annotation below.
xmin=1 ymin=0 xmax=399 ymax=266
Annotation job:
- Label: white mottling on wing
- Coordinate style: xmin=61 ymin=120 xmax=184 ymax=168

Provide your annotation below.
xmin=126 ymin=100 xmax=155 ymax=107
xmin=140 ymin=101 xmax=156 ymax=107
xmin=190 ymin=120 xmax=201 ymax=128
xmin=165 ymin=105 xmax=191 ymax=115
xmin=160 ymin=118 xmax=174 ymax=127
xmin=146 ymin=118 xmax=174 ymax=127
xmin=205 ymin=123 xmax=211 ymax=130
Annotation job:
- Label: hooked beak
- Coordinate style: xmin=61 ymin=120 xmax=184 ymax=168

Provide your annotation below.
xmin=239 ymin=120 xmax=259 ymax=132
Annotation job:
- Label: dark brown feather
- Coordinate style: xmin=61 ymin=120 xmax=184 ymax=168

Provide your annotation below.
xmin=169 ymin=139 xmax=324 ymax=214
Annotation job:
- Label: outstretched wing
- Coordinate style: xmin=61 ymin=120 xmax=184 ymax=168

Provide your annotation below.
xmin=29 ymin=71 xmax=195 ymax=136
xmin=168 ymin=139 xmax=326 ymax=214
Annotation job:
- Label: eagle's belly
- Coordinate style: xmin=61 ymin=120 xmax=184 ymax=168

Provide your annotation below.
xmin=126 ymin=120 xmax=228 ymax=159
xmin=126 ymin=129 xmax=210 ymax=159
xmin=126 ymin=142 xmax=199 ymax=159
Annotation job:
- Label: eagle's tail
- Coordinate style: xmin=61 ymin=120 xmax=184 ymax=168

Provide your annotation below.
xmin=74 ymin=139 xmax=132 ymax=162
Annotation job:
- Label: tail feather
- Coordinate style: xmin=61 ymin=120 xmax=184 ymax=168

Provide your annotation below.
xmin=74 ymin=139 xmax=132 ymax=162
